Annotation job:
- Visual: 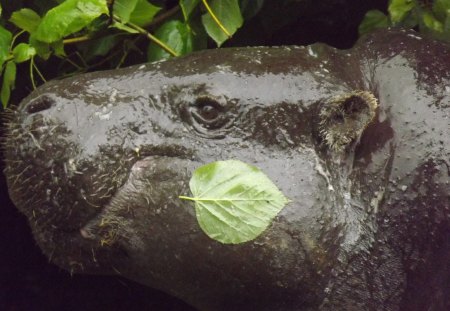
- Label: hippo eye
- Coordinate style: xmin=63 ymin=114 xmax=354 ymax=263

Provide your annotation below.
xmin=198 ymin=103 xmax=219 ymax=120
xmin=191 ymin=97 xmax=227 ymax=129
xmin=180 ymin=95 xmax=235 ymax=138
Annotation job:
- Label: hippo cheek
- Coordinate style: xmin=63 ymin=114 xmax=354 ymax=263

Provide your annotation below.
xmin=75 ymin=148 xmax=343 ymax=310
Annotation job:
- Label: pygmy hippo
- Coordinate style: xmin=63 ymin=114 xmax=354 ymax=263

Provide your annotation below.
xmin=4 ymin=29 xmax=449 ymax=310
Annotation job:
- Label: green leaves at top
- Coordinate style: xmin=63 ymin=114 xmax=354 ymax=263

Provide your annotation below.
xmin=389 ymin=0 xmax=415 ymax=24
xmin=1 ymin=61 xmax=16 ymax=108
xmin=147 ymin=20 xmax=194 ymax=61
xmin=360 ymin=0 xmax=450 ymax=42
xmin=113 ymin=0 xmax=161 ymax=26
xmin=433 ymin=0 xmax=450 ymax=21
xmin=0 ymin=25 xmax=12 ymax=69
xmin=128 ymin=0 xmax=161 ymax=27
xmin=34 ymin=0 xmax=108 ymax=43
xmin=12 ymin=43 xmax=36 ymax=63
xmin=9 ymin=8 xmax=42 ymax=33
xmin=201 ymin=0 xmax=243 ymax=46
xmin=180 ymin=160 xmax=290 ymax=244
xmin=432 ymin=0 xmax=450 ymax=36
xmin=359 ymin=10 xmax=389 ymax=35
xmin=181 ymin=0 xmax=200 ymax=20
xmin=114 ymin=0 xmax=139 ymax=23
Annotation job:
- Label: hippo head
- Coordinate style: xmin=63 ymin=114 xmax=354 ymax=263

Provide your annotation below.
xmin=4 ymin=29 xmax=449 ymax=311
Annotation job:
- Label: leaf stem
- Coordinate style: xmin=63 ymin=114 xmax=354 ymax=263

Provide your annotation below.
xmin=11 ymin=30 xmax=26 ymax=50
xmin=179 ymin=196 xmax=278 ymax=202
xmin=62 ymin=56 xmax=83 ymax=71
xmin=63 ymin=35 xmax=91 ymax=44
xmin=30 ymin=57 xmax=36 ymax=90
xmin=30 ymin=57 xmax=46 ymax=90
xmin=201 ymin=0 xmax=231 ymax=37
xmin=116 ymin=16 xmax=179 ymax=57
xmin=34 ymin=62 xmax=46 ymax=83
xmin=179 ymin=195 xmax=197 ymax=201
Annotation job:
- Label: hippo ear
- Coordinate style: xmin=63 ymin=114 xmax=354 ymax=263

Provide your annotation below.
xmin=319 ymin=90 xmax=378 ymax=152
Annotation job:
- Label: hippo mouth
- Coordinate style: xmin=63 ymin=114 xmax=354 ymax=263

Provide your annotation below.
xmin=78 ymin=155 xmax=199 ymax=246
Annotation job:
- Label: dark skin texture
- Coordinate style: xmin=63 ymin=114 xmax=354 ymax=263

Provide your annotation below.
xmin=4 ymin=29 xmax=449 ymax=311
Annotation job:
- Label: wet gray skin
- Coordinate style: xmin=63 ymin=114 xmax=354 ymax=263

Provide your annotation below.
xmin=4 ymin=29 xmax=449 ymax=311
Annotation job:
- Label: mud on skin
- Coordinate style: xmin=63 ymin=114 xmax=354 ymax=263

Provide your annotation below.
xmin=3 ymin=29 xmax=449 ymax=311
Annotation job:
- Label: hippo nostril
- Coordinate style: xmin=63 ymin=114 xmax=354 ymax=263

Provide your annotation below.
xmin=26 ymin=95 xmax=55 ymax=114
xmin=319 ymin=90 xmax=378 ymax=152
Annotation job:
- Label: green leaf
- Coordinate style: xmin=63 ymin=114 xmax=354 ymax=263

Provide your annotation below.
xmin=422 ymin=10 xmax=444 ymax=32
xmin=51 ymin=40 xmax=65 ymax=56
xmin=0 ymin=25 xmax=12 ymax=69
xmin=201 ymin=0 xmax=244 ymax=47
xmin=0 ymin=3 xmax=3 ymax=17
xmin=34 ymin=0 xmax=108 ymax=43
xmin=129 ymin=0 xmax=161 ymax=26
xmin=180 ymin=0 xmax=200 ymax=20
xmin=85 ymin=14 xmax=110 ymax=32
xmin=399 ymin=8 xmax=420 ymax=28
xmin=1 ymin=61 xmax=17 ymax=108
xmin=358 ymin=10 xmax=389 ymax=35
xmin=433 ymin=0 xmax=450 ymax=22
xmin=147 ymin=20 xmax=194 ymax=61
xmin=189 ymin=16 xmax=208 ymax=50
xmin=388 ymin=0 xmax=416 ymax=24
xmin=29 ymin=36 xmax=51 ymax=60
xmin=114 ymin=0 xmax=138 ymax=23
xmin=12 ymin=43 xmax=37 ymax=63
xmin=9 ymin=8 xmax=42 ymax=34
xmin=180 ymin=160 xmax=290 ymax=244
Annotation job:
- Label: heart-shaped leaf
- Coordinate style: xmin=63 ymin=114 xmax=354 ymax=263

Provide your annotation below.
xmin=180 ymin=160 xmax=290 ymax=244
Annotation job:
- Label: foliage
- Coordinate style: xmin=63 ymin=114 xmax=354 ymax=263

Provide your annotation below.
xmin=1 ymin=0 xmax=449 ymax=108
xmin=179 ymin=160 xmax=290 ymax=244
xmin=0 ymin=0 xmax=255 ymax=107
xmin=359 ymin=0 xmax=450 ymax=40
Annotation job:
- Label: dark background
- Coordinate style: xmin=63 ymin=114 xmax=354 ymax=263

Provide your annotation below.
xmin=0 ymin=1 xmax=387 ymax=310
